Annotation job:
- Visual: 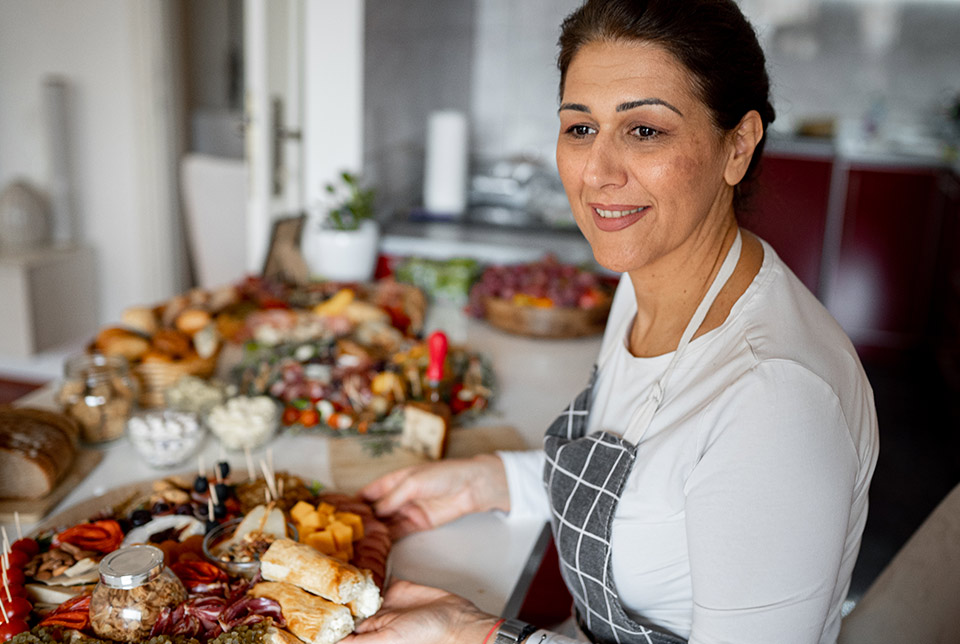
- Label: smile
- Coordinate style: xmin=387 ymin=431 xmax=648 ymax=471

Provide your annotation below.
xmin=594 ymin=206 xmax=645 ymax=219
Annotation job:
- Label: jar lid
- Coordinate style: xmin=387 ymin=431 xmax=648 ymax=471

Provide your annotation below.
xmin=98 ymin=545 xmax=165 ymax=589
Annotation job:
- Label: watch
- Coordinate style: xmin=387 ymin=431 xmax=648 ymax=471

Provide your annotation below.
xmin=494 ymin=618 xmax=538 ymax=644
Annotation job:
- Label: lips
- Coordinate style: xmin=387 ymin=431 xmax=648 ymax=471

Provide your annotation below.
xmin=589 ymin=204 xmax=648 ymax=232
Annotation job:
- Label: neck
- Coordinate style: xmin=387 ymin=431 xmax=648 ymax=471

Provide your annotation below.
xmin=626 ymin=216 xmax=739 ymax=357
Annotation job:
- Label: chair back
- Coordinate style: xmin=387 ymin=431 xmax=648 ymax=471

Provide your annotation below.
xmin=180 ymin=153 xmax=248 ymax=288
xmin=839 ymin=482 xmax=960 ymax=643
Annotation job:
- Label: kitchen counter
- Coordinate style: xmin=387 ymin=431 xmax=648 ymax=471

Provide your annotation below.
xmin=3 ymin=311 xmax=604 ymax=618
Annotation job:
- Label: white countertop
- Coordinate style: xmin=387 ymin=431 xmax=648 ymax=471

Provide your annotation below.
xmin=3 ymin=311 xmax=603 ymax=617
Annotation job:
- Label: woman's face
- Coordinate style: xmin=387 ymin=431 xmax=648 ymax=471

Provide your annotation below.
xmin=556 ymin=40 xmax=737 ymax=274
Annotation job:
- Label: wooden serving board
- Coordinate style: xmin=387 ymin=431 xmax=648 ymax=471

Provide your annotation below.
xmin=329 ymin=425 xmax=528 ymax=494
xmin=484 ymin=297 xmax=611 ymax=338
xmin=0 ymin=449 xmax=104 ymax=524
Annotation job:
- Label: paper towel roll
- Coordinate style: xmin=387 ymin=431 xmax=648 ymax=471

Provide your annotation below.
xmin=423 ymin=110 xmax=468 ymax=217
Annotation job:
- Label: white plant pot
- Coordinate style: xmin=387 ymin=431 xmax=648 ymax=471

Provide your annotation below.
xmin=301 ymin=218 xmax=380 ymax=282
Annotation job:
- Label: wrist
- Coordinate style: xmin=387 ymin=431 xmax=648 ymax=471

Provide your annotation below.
xmin=470 ymin=454 xmax=511 ymax=514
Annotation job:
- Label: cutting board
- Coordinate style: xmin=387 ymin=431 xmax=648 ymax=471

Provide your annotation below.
xmin=0 ymin=449 xmax=104 ymax=523
xmin=330 ymin=425 xmax=528 ymax=494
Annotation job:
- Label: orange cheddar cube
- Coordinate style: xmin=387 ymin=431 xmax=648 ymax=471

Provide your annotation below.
xmin=290 ymin=501 xmax=316 ymax=523
xmin=328 ymin=520 xmax=354 ymax=550
xmin=297 ymin=510 xmax=325 ymax=533
xmin=306 ymin=529 xmax=337 ymax=555
xmin=334 ymin=512 xmax=364 ymax=541
xmin=316 ymin=502 xmax=336 ymax=516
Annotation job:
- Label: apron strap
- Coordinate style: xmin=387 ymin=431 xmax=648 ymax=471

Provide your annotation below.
xmin=622 ymin=230 xmax=742 ymax=445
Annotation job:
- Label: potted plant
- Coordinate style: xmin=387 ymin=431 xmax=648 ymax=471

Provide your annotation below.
xmin=301 ymin=171 xmax=380 ymax=282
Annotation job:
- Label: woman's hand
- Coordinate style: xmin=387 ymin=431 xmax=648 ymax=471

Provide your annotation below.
xmin=343 ymin=580 xmax=498 ymax=644
xmin=360 ymin=454 xmax=510 ymax=539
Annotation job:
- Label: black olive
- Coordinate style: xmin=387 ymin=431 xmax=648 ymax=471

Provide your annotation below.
xmin=194 ymin=475 xmax=209 ymax=494
xmin=218 ymin=461 xmax=230 ymax=479
xmin=174 ymin=504 xmax=194 ymax=516
xmin=214 ymin=482 xmax=231 ymax=501
xmin=205 ymin=519 xmax=219 ymax=533
xmin=130 ymin=509 xmax=152 ymax=526
xmin=152 ymin=501 xmax=171 ymax=514
xmin=213 ymin=503 xmax=227 ymax=519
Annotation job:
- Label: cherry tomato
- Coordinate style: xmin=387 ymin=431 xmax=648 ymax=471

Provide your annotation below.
xmin=4 ymin=550 xmax=29 ymax=570
xmin=0 ymin=618 xmax=29 ymax=641
xmin=0 ymin=596 xmax=31 ymax=621
xmin=299 ymin=407 xmax=319 ymax=428
xmin=281 ymin=405 xmax=300 ymax=426
xmin=1 ymin=567 xmax=24 ymax=586
xmin=0 ymin=583 xmax=26 ymax=599
xmin=10 ymin=540 xmax=38 ymax=558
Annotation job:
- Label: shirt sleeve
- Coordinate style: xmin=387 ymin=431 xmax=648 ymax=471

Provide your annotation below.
xmin=498 ymin=449 xmax=551 ymax=520
xmin=684 ymin=361 xmax=860 ymax=644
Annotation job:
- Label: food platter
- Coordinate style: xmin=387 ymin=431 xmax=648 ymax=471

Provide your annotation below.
xmin=5 ymin=470 xmax=391 ymax=644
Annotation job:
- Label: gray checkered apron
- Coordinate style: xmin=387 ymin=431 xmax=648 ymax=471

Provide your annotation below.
xmin=541 ymin=232 xmax=742 ymax=644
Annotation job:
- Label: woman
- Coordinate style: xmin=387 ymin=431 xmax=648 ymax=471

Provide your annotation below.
xmin=347 ymin=1 xmax=878 ymax=642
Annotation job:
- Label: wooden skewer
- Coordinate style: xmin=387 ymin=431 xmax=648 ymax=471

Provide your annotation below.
xmin=259 ymin=460 xmax=277 ymax=500
xmin=278 ymin=476 xmax=284 ymax=499
xmin=1 ymin=526 xmax=10 ymax=555
xmin=0 ymin=592 xmax=9 ymax=622
xmin=245 ymin=446 xmax=256 ymax=481
xmin=1 ymin=557 xmax=10 ymax=603
xmin=264 ymin=487 xmax=272 ymax=505
xmin=207 ymin=497 xmax=215 ymax=522
xmin=14 ymin=511 xmax=22 ymax=541
xmin=267 ymin=447 xmax=275 ymax=482
xmin=209 ymin=480 xmax=220 ymax=506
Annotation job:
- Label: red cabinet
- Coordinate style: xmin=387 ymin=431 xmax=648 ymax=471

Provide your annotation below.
xmin=744 ymin=153 xmax=833 ymax=295
xmin=827 ymin=166 xmax=944 ymax=360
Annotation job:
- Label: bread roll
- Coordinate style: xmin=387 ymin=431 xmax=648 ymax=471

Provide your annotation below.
xmin=151 ymin=328 xmax=192 ymax=358
xmin=95 ymin=327 xmax=151 ymax=362
xmin=174 ymin=308 xmax=212 ymax=336
xmin=0 ymin=409 xmax=77 ymax=499
xmin=120 ymin=306 xmax=159 ymax=336
xmin=260 ymin=538 xmax=381 ymax=618
xmin=249 ymin=582 xmax=354 ymax=644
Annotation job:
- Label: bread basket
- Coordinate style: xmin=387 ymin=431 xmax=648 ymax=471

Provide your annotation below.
xmin=134 ymin=354 xmax=218 ymax=408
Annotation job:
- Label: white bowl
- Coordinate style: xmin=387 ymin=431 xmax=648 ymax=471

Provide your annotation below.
xmin=127 ymin=410 xmax=205 ymax=468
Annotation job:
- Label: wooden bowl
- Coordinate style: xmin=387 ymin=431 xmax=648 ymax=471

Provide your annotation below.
xmin=483 ymin=295 xmax=612 ymax=339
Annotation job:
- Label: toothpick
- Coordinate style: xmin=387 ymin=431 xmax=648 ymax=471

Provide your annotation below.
xmin=14 ymin=512 xmax=22 ymax=541
xmin=0 ymin=593 xmax=9 ymax=622
xmin=278 ymin=476 xmax=284 ymax=499
xmin=245 ymin=446 xmax=255 ymax=481
xmin=264 ymin=487 xmax=272 ymax=505
xmin=259 ymin=460 xmax=277 ymax=499
xmin=1 ymin=562 xmax=10 ymax=603
xmin=209 ymin=480 xmax=220 ymax=506
xmin=267 ymin=447 xmax=275 ymax=481
xmin=208 ymin=497 xmax=215 ymax=522
xmin=1 ymin=526 xmax=9 ymax=555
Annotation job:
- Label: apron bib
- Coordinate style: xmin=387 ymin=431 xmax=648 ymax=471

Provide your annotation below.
xmin=542 ymin=232 xmax=742 ymax=644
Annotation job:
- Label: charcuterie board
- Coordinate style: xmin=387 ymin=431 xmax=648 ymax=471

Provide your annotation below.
xmin=0 ymin=449 xmax=103 ymax=524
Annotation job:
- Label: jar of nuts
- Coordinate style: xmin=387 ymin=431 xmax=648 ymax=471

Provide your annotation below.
xmin=57 ymin=353 xmax=138 ymax=444
xmin=90 ymin=545 xmax=187 ymax=642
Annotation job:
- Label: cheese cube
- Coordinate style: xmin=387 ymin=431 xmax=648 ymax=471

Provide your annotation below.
xmin=316 ymin=502 xmax=336 ymax=516
xmin=334 ymin=512 xmax=364 ymax=541
xmin=306 ymin=529 xmax=337 ymax=555
xmin=328 ymin=521 xmax=354 ymax=550
xmin=290 ymin=501 xmax=316 ymax=523
xmin=296 ymin=510 xmax=325 ymax=534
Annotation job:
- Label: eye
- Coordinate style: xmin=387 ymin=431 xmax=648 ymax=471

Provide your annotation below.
xmin=632 ymin=125 xmax=660 ymax=139
xmin=565 ymin=124 xmax=596 ymax=139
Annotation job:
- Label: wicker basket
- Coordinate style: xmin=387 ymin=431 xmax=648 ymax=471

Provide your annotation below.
xmin=483 ymin=295 xmax=612 ymax=339
xmin=133 ymin=354 xmax=218 ymax=408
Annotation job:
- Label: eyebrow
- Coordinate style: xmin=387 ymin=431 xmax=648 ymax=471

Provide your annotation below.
xmin=558 ymin=98 xmax=684 ymax=117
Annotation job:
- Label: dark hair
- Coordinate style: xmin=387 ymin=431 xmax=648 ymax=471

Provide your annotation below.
xmin=558 ymin=0 xmax=776 ymax=205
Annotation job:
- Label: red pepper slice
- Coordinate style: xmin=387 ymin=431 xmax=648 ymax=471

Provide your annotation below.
xmin=55 ymin=520 xmax=124 ymax=553
xmin=170 ymin=560 xmax=227 ymax=591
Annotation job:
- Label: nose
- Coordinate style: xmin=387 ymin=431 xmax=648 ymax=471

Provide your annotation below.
xmin=582 ymin=133 xmax=626 ymax=190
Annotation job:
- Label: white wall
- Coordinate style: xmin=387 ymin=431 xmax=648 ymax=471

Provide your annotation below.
xmin=0 ymin=0 xmax=185 ymax=330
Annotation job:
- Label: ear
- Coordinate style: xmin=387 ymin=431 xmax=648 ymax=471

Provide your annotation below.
xmin=723 ymin=110 xmax=764 ymax=187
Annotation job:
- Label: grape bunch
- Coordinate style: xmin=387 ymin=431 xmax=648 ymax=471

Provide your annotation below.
xmin=467 ymin=254 xmax=607 ymax=316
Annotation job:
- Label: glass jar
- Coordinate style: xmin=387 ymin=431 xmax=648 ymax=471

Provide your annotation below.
xmin=56 ymin=353 xmax=138 ymax=444
xmin=90 ymin=545 xmax=187 ymax=642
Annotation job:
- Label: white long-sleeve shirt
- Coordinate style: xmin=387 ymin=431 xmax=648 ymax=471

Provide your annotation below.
xmin=500 ymin=240 xmax=878 ymax=643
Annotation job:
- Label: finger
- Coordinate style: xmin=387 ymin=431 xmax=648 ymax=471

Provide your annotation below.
xmin=385 ymin=505 xmax=434 ymax=540
xmin=360 ymin=467 xmax=417 ymax=503
xmin=371 ymin=472 xmax=432 ymax=517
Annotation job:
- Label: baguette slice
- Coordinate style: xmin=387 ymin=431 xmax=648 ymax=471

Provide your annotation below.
xmin=260 ymin=538 xmax=382 ymax=618
xmin=250 ymin=582 xmax=354 ymax=644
